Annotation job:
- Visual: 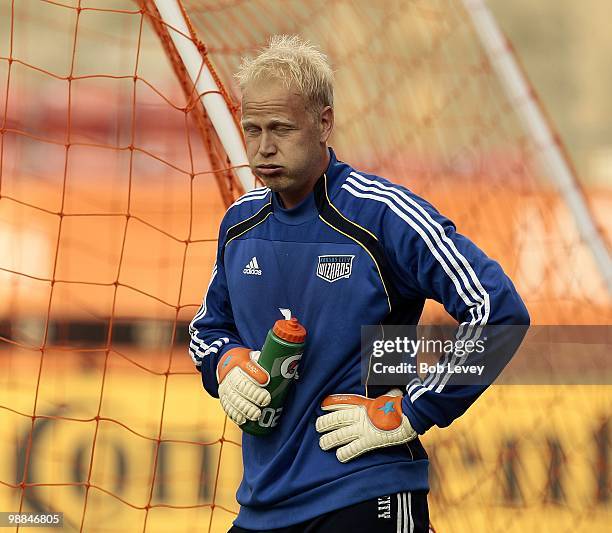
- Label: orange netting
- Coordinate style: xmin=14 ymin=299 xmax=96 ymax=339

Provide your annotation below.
xmin=0 ymin=1 xmax=610 ymax=532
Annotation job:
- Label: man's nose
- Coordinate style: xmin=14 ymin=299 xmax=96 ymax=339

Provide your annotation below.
xmin=258 ymin=132 xmax=277 ymax=157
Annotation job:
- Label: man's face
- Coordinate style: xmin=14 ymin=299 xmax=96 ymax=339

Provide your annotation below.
xmin=241 ymin=78 xmax=331 ymax=197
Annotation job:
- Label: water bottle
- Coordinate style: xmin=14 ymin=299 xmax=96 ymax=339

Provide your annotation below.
xmin=242 ymin=317 xmax=307 ymax=436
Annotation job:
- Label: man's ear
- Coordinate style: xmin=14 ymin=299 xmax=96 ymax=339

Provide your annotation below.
xmin=319 ymin=106 xmax=334 ymax=143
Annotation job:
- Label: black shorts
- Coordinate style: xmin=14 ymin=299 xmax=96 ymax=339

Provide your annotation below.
xmin=229 ymin=491 xmax=430 ymax=533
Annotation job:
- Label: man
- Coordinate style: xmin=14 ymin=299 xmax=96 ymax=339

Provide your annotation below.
xmin=189 ymin=35 xmax=529 ymax=532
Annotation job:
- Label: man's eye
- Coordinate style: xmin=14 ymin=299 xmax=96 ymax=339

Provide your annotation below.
xmin=244 ymin=128 xmax=260 ymax=136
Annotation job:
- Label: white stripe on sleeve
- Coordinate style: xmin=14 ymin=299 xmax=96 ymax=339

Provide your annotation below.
xmin=341 ymin=175 xmax=490 ymax=397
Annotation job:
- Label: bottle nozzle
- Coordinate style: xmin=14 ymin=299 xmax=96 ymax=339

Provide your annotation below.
xmin=273 ymin=317 xmax=307 ymax=343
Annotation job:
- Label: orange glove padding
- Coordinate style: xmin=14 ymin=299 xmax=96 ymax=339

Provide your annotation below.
xmin=216 ymin=347 xmax=271 ymax=426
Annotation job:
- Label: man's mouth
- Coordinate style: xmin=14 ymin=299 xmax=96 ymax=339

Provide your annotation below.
xmin=255 ymin=165 xmax=284 ymax=177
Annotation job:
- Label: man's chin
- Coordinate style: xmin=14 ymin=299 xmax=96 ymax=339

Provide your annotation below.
xmin=258 ymin=175 xmax=289 ymax=192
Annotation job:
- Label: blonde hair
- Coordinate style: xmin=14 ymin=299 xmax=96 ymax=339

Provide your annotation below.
xmin=235 ymin=35 xmax=334 ymax=113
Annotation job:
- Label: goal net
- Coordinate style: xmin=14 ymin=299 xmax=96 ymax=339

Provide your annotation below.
xmin=0 ymin=1 xmax=609 ymax=532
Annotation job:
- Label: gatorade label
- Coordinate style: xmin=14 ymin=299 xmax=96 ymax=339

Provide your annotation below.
xmin=270 ymin=352 xmax=303 ymax=379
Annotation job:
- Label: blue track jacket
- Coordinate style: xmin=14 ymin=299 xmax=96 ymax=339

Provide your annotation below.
xmin=189 ymin=148 xmax=529 ymax=529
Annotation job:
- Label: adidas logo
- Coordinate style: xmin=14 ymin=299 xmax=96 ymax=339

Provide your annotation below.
xmin=243 ymin=256 xmax=262 ymax=276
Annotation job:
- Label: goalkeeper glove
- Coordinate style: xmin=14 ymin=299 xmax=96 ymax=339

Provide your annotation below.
xmin=315 ymin=389 xmax=417 ymax=463
xmin=216 ymin=347 xmax=271 ymax=426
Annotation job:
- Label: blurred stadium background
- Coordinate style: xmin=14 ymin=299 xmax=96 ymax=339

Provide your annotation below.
xmin=0 ymin=0 xmax=610 ymax=531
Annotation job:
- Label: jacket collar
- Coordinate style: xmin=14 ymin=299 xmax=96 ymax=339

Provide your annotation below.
xmin=271 ymin=147 xmax=346 ymax=224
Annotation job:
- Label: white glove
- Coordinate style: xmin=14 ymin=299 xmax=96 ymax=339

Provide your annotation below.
xmin=216 ymin=347 xmax=271 ymax=426
xmin=315 ymin=389 xmax=417 ymax=463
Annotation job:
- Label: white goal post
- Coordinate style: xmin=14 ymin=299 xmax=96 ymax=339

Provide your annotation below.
xmin=151 ymin=0 xmax=256 ymax=195
xmin=462 ymin=0 xmax=612 ymax=295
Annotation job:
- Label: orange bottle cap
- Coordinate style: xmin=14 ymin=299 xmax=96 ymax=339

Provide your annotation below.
xmin=273 ymin=317 xmax=307 ymax=344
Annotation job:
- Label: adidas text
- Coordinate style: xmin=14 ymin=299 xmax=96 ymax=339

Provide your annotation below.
xmin=243 ymin=257 xmax=262 ymax=276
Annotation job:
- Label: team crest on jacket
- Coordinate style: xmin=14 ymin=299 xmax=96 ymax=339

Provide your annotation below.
xmin=316 ymin=255 xmax=354 ymax=283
